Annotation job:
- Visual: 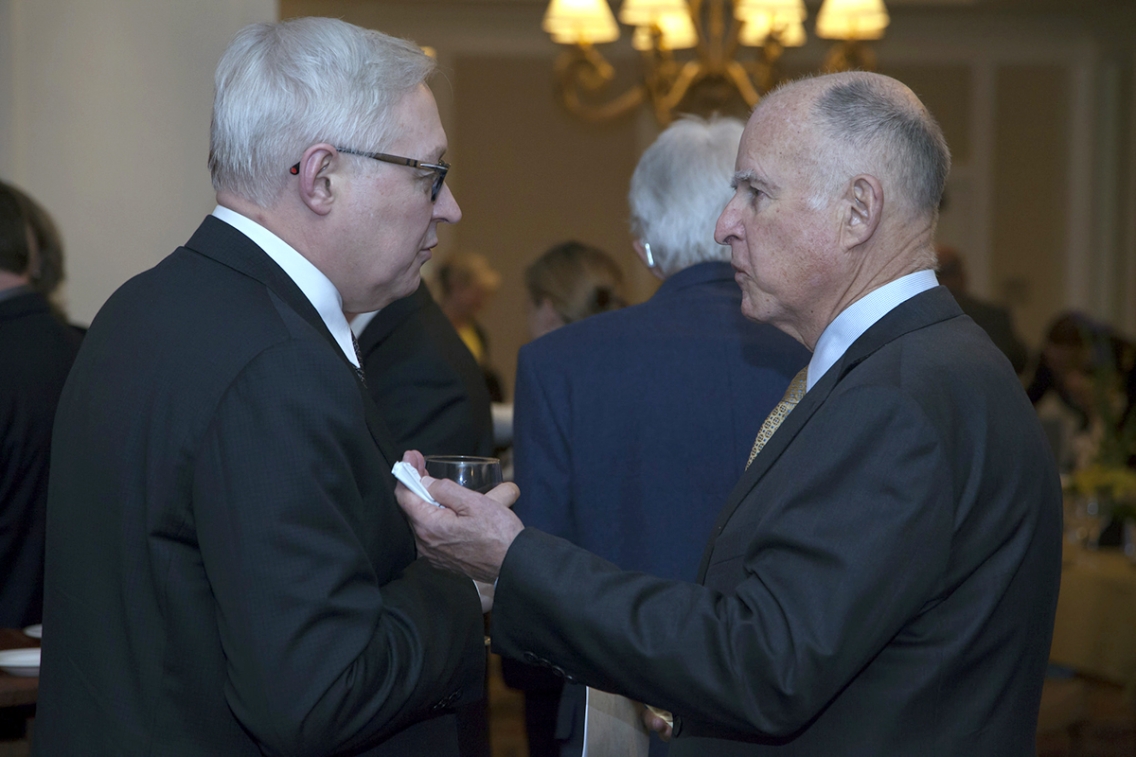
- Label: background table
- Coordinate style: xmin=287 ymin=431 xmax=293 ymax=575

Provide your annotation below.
xmin=1050 ymin=547 xmax=1136 ymax=697
xmin=0 ymin=629 xmax=39 ymax=709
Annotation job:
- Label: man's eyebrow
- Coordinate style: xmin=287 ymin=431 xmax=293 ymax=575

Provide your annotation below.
xmin=730 ymin=170 xmax=758 ymax=190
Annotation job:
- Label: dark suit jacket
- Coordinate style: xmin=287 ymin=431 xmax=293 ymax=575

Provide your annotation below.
xmin=34 ymin=217 xmax=485 ymax=757
xmin=0 ymin=289 xmax=81 ymax=628
xmin=491 ymin=286 xmax=1062 ymax=756
xmin=356 ymin=282 xmax=494 ymax=458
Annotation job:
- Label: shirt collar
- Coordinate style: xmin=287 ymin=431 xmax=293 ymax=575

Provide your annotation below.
xmin=807 ymin=269 xmax=939 ymax=391
xmin=350 ymin=310 xmax=379 ymax=337
xmin=211 ymin=205 xmax=359 ymax=367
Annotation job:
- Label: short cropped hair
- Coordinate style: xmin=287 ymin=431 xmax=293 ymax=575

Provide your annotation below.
xmin=0 ymin=182 xmax=31 ymax=276
xmin=7 ymin=185 xmax=64 ymax=295
xmin=209 ymin=17 xmax=435 ymax=207
xmin=628 ymin=116 xmax=743 ymax=278
xmin=806 ymin=72 xmax=951 ymax=221
xmin=525 ymin=241 xmax=626 ymax=326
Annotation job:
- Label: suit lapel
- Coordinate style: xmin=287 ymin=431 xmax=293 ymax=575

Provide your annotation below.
xmin=695 ymin=286 xmax=964 ymax=583
xmin=183 ymin=216 xmax=401 ymax=466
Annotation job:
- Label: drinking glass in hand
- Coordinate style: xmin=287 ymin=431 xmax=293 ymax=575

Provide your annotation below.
xmin=424 ymin=455 xmax=502 ymax=494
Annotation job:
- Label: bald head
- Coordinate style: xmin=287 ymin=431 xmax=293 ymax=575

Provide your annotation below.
xmin=759 ymin=72 xmax=950 ymax=224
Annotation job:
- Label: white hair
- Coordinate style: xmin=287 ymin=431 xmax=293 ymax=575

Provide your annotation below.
xmin=627 ymin=116 xmax=744 ymax=278
xmin=209 ymin=17 xmax=435 ymax=207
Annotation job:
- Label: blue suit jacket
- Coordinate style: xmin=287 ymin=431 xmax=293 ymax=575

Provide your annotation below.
xmin=512 ymin=260 xmax=809 ymax=582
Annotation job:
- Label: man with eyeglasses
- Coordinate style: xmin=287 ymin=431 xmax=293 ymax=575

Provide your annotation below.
xmin=34 ymin=18 xmax=487 ymax=757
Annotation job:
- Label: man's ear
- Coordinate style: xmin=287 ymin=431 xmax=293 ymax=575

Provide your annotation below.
xmin=842 ymin=174 xmax=883 ymax=249
xmin=294 ymin=143 xmax=341 ymax=216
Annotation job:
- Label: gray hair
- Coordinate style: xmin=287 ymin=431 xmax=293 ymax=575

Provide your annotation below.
xmin=803 ymin=72 xmax=950 ymax=226
xmin=628 ymin=116 xmax=744 ymax=278
xmin=209 ymin=17 xmax=435 ymax=207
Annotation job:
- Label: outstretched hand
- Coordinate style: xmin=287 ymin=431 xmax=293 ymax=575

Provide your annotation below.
xmin=395 ymin=451 xmax=523 ymax=583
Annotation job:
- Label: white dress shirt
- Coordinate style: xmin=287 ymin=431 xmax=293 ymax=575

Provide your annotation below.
xmin=807 ymin=269 xmax=940 ymax=392
xmin=211 ymin=205 xmax=359 ymax=368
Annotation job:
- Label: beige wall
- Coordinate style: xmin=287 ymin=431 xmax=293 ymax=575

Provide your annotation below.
xmin=0 ymin=0 xmax=277 ymax=325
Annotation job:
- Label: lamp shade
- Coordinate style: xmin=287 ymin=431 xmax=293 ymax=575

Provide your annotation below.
xmin=738 ymin=15 xmax=807 ymax=47
xmin=815 ymin=0 xmax=889 ymax=40
xmin=619 ymin=0 xmax=690 ymax=27
xmin=631 ymin=9 xmax=698 ymax=50
xmin=738 ymin=13 xmax=772 ymax=46
xmin=733 ymin=0 xmax=806 ymax=23
xmin=779 ymin=19 xmax=806 ymax=46
xmin=544 ymin=0 xmax=621 ymax=44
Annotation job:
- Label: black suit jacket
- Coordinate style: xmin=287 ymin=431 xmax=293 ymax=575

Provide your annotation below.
xmin=491 ymin=287 xmax=1062 ymax=756
xmin=34 ymin=217 xmax=485 ymax=757
xmin=356 ymin=283 xmax=494 ymax=457
xmin=0 ymin=289 xmax=81 ymax=628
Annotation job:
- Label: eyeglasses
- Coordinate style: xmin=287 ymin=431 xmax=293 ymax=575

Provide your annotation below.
xmin=289 ymin=147 xmax=450 ymax=202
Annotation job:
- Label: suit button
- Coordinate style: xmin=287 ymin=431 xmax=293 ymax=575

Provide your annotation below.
xmin=523 ymin=652 xmax=540 ymax=664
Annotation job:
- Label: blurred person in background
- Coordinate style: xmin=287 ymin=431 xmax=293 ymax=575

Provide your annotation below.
xmin=935 ymin=244 xmax=1028 ymax=373
xmin=1027 ymin=312 xmax=1136 ymax=474
xmin=0 ymin=181 xmax=82 ymax=632
xmin=524 ymin=240 xmax=627 ymax=341
xmin=6 ymin=183 xmax=84 ymax=333
xmin=505 ymin=117 xmax=809 ymax=757
xmin=0 ymin=181 xmax=82 ymax=741
xmin=435 ymin=250 xmax=505 ymax=402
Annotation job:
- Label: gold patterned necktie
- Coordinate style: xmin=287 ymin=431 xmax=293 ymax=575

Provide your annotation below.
xmin=746 ymin=367 xmax=808 ymax=470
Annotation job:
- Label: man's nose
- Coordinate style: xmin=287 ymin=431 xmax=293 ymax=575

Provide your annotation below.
xmin=715 ymin=199 xmax=740 ymax=245
xmin=434 ymin=183 xmax=462 ymax=224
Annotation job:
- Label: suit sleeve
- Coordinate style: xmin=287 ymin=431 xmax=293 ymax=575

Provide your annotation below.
xmin=492 ymin=384 xmax=953 ymax=739
xmin=192 ymin=339 xmax=484 ymax=756
xmin=512 ymin=345 xmax=576 ymax=541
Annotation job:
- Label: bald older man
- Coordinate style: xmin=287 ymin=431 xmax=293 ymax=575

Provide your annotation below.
xmin=398 ymin=72 xmax=1062 ymax=756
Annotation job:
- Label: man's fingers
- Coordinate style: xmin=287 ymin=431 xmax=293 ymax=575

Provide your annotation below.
xmin=426 ymin=478 xmax=481 ymax=514
xmin=394 ymin=481 xmax=442 ymax=522
xmin=402 ymin=449 xmax=426 ymax=475
xmin=485 ymin=482 xmax=520 ymax=508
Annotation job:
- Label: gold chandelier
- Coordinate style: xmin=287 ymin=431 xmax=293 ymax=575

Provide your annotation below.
xmin=543 ymin=0 xmax=890 ymax=124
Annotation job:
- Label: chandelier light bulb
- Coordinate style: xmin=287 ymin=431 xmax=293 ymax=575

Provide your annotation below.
xmin=733 ymin=0 xmax=806 ymax=23
xmin=543 ymin=0 xmax=622 ymax=44
xmin=631 ymin=9 xmax=698 ymax=50
xmin=815 ymin=0 xmax=890 ymax=41
xmin=619 ymin=0 xmax=691 ymax=27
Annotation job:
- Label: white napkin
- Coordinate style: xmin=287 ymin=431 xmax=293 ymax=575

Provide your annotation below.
xmin=392 ymin=462 xmax=443 ymax=507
